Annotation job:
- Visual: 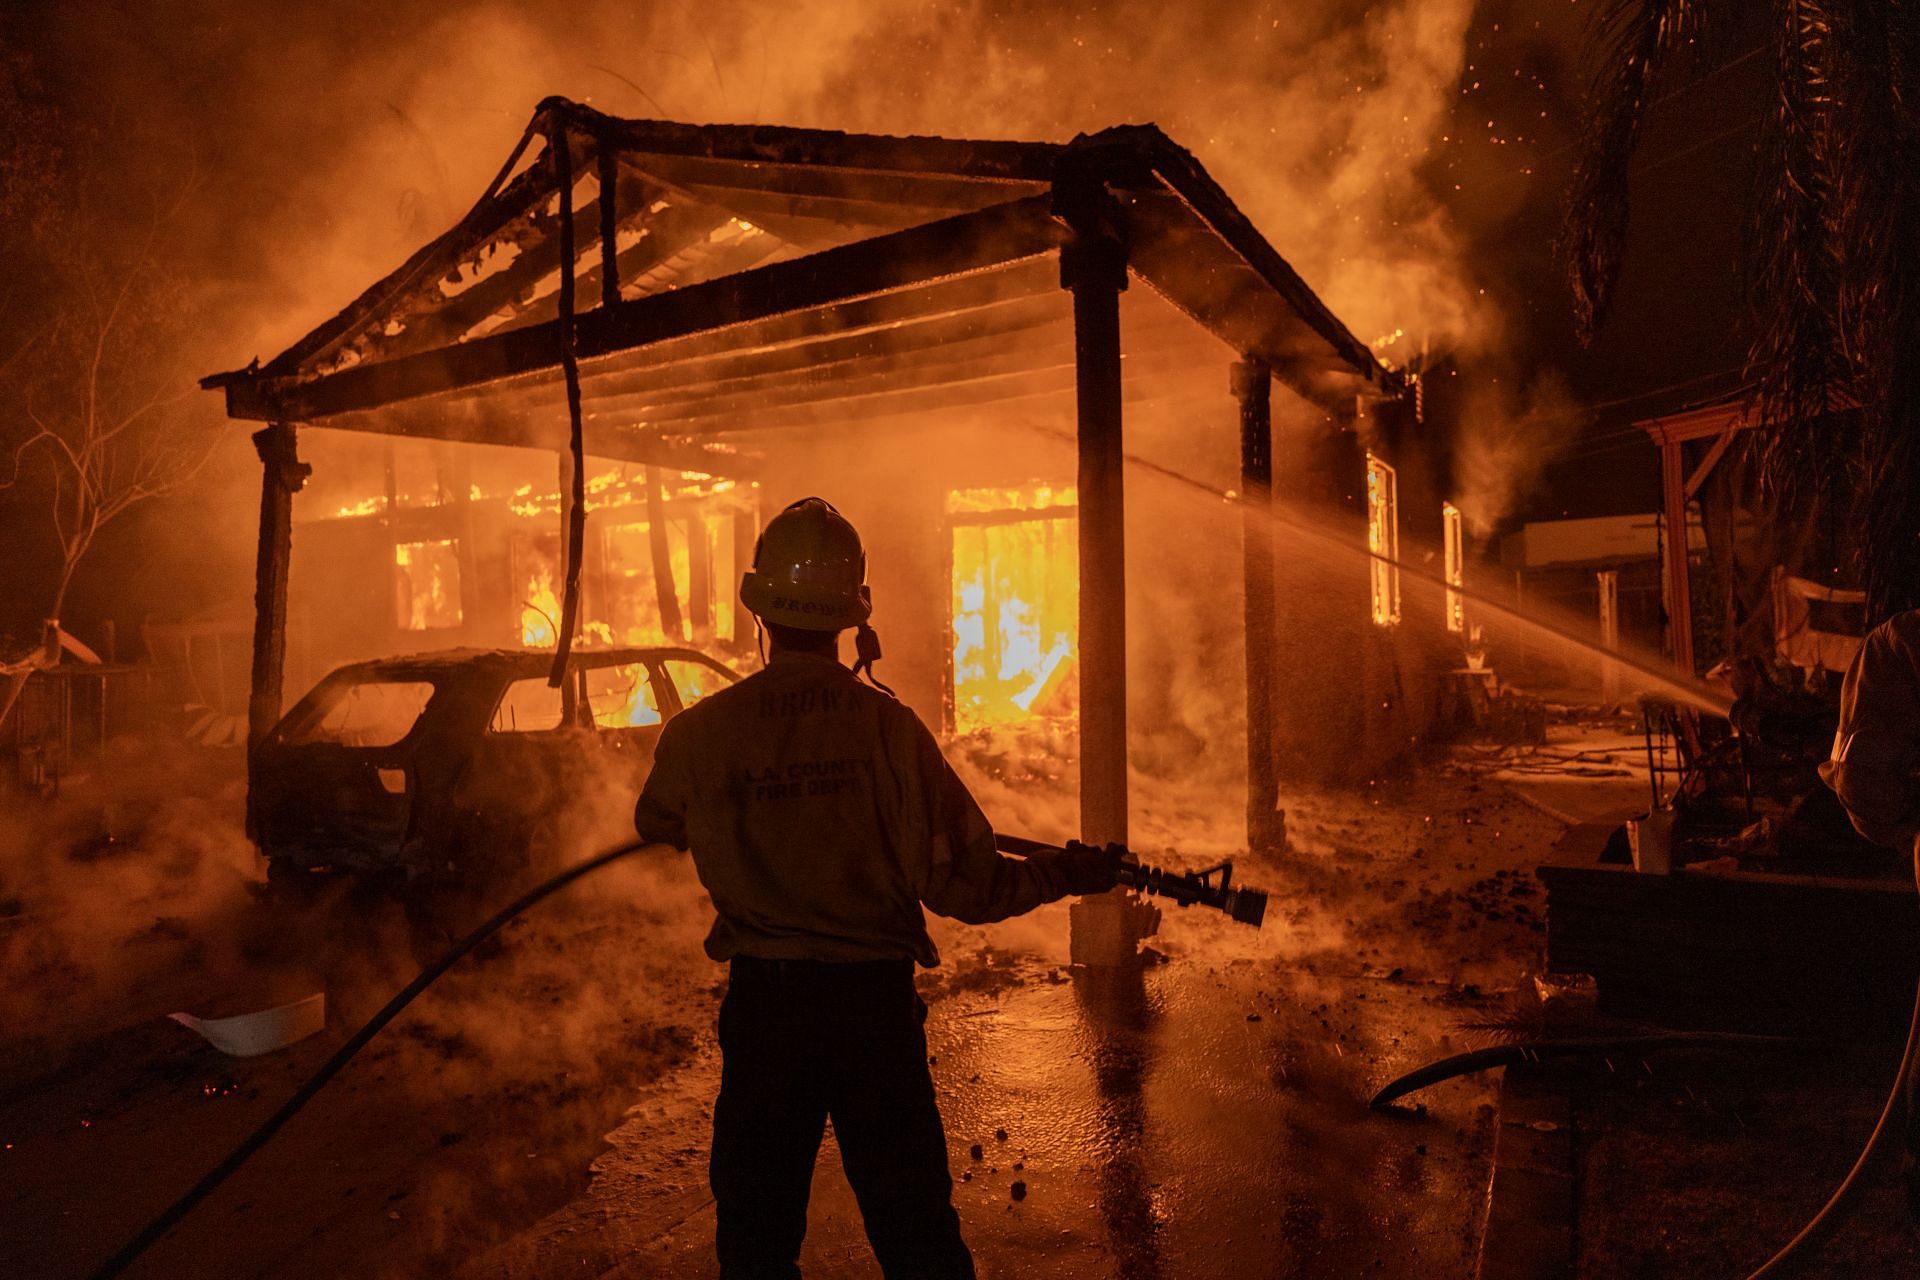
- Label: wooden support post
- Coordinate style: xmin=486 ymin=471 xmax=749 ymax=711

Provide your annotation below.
xmin=248 ymin=423 xmax=310 ymax=826
xmin=1234 ymin=359 xmax=1283 ymax=855
xmin=688 ymin=512 xmax=712 ymax=640
xmin=1660 ymin=438 xmax=1695 ymax=675
xmin=646 ymin=466 xmax=686 ymax=643
xmin=447 ymin=446 xmax=480 ymax=637
xmin=1060 ymin=194 xmax=1129 ymax=850
xmin=1059 ymin=168 xmax=1158 ymax=968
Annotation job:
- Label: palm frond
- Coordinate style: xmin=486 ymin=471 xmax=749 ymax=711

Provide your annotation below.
xmin=1563 ymin=0 xmax=1720 ymax=340
xmin=1748 ymin=0 xmax=1846 ymax=505
xmin=1834 ymin=0 xmax=1920 ymax=616
xmin=1747 ymin=0 xmax=1920 ymax=618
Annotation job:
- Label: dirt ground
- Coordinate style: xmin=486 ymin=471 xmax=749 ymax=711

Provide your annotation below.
xmin=0 ymin=743 xmax=719 ymax=1280
xmin=1572 ymin=1040 xmax=1920 ymax=1279
xmin=9 ymin=719 xmax=1905 ymax=1278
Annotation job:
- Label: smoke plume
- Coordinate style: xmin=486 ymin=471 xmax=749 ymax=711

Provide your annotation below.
xmin=1452 ymin=370 xmax=1587 ymax=538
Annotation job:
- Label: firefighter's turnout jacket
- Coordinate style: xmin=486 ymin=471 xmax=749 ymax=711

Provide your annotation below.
xmin=636 ymin=649 xmax=1072 ymax=966
xmin=1822 ymin=609 xmax=1920 ymax=854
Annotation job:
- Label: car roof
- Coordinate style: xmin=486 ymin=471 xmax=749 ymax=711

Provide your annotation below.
xmin=322 ymin=646 xmax=736 ymax=683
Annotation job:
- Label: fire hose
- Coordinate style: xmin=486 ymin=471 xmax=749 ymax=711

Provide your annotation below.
xmin=91 ymin=816 xmax=1910 ymax=1278
xmin=87 ymin=833 xmax=1263 ymax=1279
xmin=1741 ymin=845 xmax=1920 ymax=1278
xmin=995 ymin=833 xmax=1270 ymax=927
xmin=86 ymin=838 xmax=661 ymax=1280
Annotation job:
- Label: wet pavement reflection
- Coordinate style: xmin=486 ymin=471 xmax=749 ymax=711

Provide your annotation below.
xmin=467 ymin=770 xmax=1574 ymax=1278
xmin=1074 ymin=966 xmax=1164 ymax=1280
xmin=521 ymin=951 xmax=1500 ymax=1279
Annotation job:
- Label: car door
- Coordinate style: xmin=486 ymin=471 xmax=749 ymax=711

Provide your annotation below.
xmin=254 ymin=673 xmax=440 ymax=870
xmin=454 ymin=667 xmax=596 ymax=872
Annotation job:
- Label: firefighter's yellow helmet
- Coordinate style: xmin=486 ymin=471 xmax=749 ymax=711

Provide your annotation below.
xmin=739 ymin=497 xmax=872 ymax=631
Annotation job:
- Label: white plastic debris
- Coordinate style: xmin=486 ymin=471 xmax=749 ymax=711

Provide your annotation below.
xmin=169 ymin=993 xmax=326 ymax=1057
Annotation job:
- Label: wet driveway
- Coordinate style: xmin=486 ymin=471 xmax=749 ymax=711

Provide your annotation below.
xmin=459 ymin=765 xmax=1569 ymax=1279
xmin=468 ymin=953 xmax=1499 ymax=1279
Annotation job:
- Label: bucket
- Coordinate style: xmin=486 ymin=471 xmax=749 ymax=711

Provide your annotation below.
xmin=1628 ymin=809 xmax=1675 ymax=875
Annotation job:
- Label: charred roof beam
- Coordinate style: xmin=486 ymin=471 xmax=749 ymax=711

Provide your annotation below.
xmin=590 ymin=328 xmax=1204 ymax=429
xmin=259 ymin=125 xmax=588 ymax=378
xmin=215 ymin=194 xmax=1069 ymax=423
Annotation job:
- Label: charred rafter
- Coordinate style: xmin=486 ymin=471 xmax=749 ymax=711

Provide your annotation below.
xmin=612 ymin=342 xmax=1205 ymax=440
xmin=215 ymin=195 xmax=1067 ymax=423
xmin=261 ymin=127 xmax=593 ymax=378
xmin=584 ymin=313 xmax=1203 ymax=426
xmin=389 ymin=169 xmax=664 ymax=356
xmin=319 ymin=392 xmax=765 ymax=478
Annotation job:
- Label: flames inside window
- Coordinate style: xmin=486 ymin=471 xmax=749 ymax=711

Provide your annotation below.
xmin=603 ymin=516 xmax=736 ymax=645
xmin=584 ymin=662 xmax=663 ymax=728
xmin=948 ymin=486 xmax=1078 ymax=732
xmin=1442 ymin=500 xmax=1465 ymax=633
xmin=394 ymin=540 xmax=463 ymax=631
xmin=1366 ymin=454 xmax=1400 ymax=627
xmin=514 ymin=533 xmax=564 ymax=646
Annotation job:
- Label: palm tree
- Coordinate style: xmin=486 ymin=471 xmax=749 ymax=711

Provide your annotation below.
xmin=1563 ymin=0 xmax=1920 ymax=624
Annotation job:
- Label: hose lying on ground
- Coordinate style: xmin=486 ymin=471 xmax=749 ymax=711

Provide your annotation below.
xmin=87 ymin=838 xmax=659 ymax=1280
xmin=1740 ymin=847 xmax=1920 ymax=1278
xmin=1368 ymin=1032 xmax=1791 ymax=1109
xmin=91 ymin=833 xmax=1920 ymax=1280
xmin=1377 ymin=844 xmax=1920 ymax=1278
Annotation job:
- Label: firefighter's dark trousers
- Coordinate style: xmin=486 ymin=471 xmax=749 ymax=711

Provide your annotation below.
xmin=711 ymin=956 xmax=975 ymax=1280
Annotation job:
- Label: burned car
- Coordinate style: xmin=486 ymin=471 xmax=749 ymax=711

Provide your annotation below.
xmin=252 ymin=646 xmax=737 ymax=886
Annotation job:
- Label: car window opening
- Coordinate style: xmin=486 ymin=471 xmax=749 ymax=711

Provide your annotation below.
xmin=491 ymin=677 xmax=568 ymax=734
xmin=662 ymin=658 xmax=730 ymax=709
xmin=586 ymin=663 xmax=663 ymax=728
xmin=283 ymin=679 xmax=436 ymax=748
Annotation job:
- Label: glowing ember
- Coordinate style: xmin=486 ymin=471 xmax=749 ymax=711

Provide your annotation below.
xmin=948 ymin=485 xmax=1078 ymax=732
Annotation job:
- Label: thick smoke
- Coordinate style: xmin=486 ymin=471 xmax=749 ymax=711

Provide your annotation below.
xmin=5 ymin=0 xmax=1513 ymax=664
xmin=25 ymin=0 xmax=1494 ymax=394
xmin=1 ymin=0 xmax=1597 ymax=1035
xmin=1452 ymin=370 xmax=1587 ymax=538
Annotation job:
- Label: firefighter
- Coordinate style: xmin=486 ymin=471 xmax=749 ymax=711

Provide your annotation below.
xmin=1820 ymin=606 xmax=1920 ymax=1217
xmin=635 ymin=496 xmax=1120 ymax=1279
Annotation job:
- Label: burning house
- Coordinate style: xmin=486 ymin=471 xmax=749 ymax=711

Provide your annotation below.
xmin=203 ymin=97 xmax=1461 ymax=858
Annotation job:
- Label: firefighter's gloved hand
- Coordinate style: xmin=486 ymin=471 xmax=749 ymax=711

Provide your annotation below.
xmin=1052 ymin=840 xmax=1126 ymax=896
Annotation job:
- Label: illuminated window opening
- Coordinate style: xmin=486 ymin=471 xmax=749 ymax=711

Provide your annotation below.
xmin=510 ymin=496 xmax=748 ymax=650
xmin=604 ymin=519 xmax=695 ymax=645
xmin=947 ymin=485 xmax=1079 ymax=732
xmin=1366 ymin=454 xmax=1400 ymax=627
xmin=511 ymin=531 xmax=564 ymax=646
xmin=1442 ymin=501 xmax=1465 ymax=633
xmin=394 ymin=539 xmax=463 ymax=631
xmin=604 ymin=516 xmax=738 ymax=646
xmin=285 ymin=679 xmax=436 ymax=747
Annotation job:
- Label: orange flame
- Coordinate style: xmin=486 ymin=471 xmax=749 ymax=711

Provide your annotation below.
xmin=521 ymin=566 xmax=561 ymax=646
xmin=949 ymin=486 xmax=1078 ymax=732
